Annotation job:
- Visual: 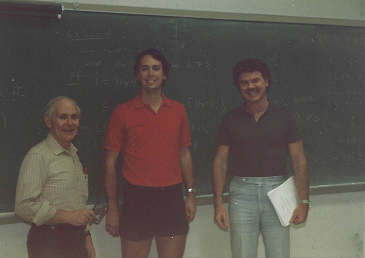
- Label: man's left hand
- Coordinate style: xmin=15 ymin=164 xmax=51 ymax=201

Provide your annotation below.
xmin=289 ymin=203 xmax=309 ymax=225
xmin=185 ymin=195 xmax=197 ymax=222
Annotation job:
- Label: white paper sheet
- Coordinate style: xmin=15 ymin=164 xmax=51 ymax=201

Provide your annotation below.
xmin=267 ymin=176 xmax=299 ymax=227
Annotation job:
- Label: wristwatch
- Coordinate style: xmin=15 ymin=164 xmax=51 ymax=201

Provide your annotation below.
xmin=187 ymin=188 xmax=196 ymax=194
xmin=299 ymin=199 xmax=311 ymax=208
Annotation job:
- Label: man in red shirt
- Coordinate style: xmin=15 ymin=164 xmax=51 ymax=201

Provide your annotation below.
xmin=104 ymin=49 xmax=196 ymax=258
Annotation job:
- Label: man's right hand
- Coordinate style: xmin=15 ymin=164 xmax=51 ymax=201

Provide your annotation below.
xmin=106 ymin=207 xmax=120 ymax=237
xmin=214 ymin=205 xmax=229 ymax=230
xmin=48 ymin=208 xmax=94 ymax=226
xmin=69 ymin=209 xmax=95 ymax=226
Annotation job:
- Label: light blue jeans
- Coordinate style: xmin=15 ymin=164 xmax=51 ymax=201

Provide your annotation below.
xmin=229 ymin=176 xmax=290 ymax=258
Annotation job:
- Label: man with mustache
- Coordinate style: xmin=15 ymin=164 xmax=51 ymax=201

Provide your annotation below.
xmin=212 ymin=58 xmax=310 ymax=258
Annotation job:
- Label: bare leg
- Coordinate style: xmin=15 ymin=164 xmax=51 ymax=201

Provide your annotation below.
xmin=155 ymin=234 xmax=187 ymax=258
xmin=121 ymin=237 xmax=153 ymax=258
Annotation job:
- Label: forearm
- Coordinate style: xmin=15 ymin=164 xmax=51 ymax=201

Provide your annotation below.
xmin=212 ymin=145 xmax=230 ymax=208
xmin=180 ymin=148 xmax=195 ymax=191
xmin=212 ymin=146 xmax=230 ymax=229
xmin=289 ymin=141 xmax=310 ymax=200
xmin=290 ymin=151 xmax=310 ymax=224
xmin=104 ymin=151 xmax=119 ymax=210
xmin=212 ymin=160 xmax=228 ymax=207
xmin=293 ymin=159 xmax=310 ymax=200
xmin=47 ymin=209 xmax=72 ymax=224
xmin=104 ymin=167 xmax=118 ymax=209
xmin=179 ymin=147 xmax=196 ymax=222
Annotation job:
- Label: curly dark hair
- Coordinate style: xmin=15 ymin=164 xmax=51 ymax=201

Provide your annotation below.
xmin=233 ymin=58 xmax=271 ymax=89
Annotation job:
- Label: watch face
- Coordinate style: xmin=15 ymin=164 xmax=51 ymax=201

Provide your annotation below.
xmin=300 ymin=200 xmax=311 ymax=207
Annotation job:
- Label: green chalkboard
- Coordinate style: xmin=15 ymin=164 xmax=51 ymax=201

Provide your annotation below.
xmin=0 ymin=11 xmax=364 ymax=213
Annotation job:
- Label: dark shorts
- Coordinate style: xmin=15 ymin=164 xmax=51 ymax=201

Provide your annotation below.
xmin=27 ymin=223 xmax=88 ymax=258
xmin=119 ymin=181 xmax=189 ymax=242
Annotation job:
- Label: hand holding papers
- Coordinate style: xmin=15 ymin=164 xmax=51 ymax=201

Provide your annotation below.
xmin=267 ymin=176 xmax=299 ymax=227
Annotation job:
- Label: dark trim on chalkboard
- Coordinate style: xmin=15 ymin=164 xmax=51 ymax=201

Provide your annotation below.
xmin=62 ymin=3 xmax=365 ymax=27
xmin=1 ymin=183 xmax=363 ymax=223
xmin=195 ymin=183 xmax=365 ymax=205
xmin=309 ymin=183 xmax=365 ymax=195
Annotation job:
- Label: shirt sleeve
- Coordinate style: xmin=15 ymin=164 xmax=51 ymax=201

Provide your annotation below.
xmin=179 ymin=105 xmax=192 ymax=148
xmin=104 ymin=107 xmax=124 ymax=152
xmin=14 ymin=153 xmax=57 ymax=226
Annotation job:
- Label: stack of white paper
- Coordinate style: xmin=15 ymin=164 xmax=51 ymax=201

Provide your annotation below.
xmin=267 ymin=176 xmax=299 ymax=227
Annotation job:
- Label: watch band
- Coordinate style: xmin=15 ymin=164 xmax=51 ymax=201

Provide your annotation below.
xmin=187 ymin=188 xmax=196 ymax=193
xmin=299 ymin=199 xmax=311 ymax=207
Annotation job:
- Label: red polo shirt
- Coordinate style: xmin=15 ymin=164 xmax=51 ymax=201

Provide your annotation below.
xmin=105 ymin=93 xmax=191 ymax=187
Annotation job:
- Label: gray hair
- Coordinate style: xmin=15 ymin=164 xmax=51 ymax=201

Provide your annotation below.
xmin=45 ymin=96 xmax=81 ymax=119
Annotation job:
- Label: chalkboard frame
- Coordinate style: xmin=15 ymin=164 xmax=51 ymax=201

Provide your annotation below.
xmin=62 ymin=3 xmax=365 ymax=27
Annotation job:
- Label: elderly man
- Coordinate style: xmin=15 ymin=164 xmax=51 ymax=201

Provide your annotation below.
xmin=15 ymin=96 xmax=95 ymax=258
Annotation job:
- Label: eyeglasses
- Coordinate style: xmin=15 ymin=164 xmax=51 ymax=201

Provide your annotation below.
xmin=91 ymin=191 xmax=108 ymax=224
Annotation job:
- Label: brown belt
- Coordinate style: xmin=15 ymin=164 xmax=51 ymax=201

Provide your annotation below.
xmin=31 ymin=223 xmax=86 ymax=231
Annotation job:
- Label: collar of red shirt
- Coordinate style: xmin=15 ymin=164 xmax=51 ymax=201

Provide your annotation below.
xmin=133 ymin=92 xmax=172 ymax=109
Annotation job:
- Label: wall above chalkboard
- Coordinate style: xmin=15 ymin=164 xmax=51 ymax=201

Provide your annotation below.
xmin=0 ymin=10 xmax=364 ymax=213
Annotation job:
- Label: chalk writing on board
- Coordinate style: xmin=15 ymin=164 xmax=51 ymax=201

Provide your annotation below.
xmin=78 ymin=45 xmax=134 ymax=54
xmin=79 ymin=119 xmax=109 ymax=135
xmin=155 ymin=43 xmax=186 ymax=51
xmin=0 ymin=89 xmax=5 ymax=98
xmin=329 ymin=55 xmax=364 ymax=66
xmin=191 ymin=123 xmax=209 ymax=134
xmin=295 ymin=112 xmax=320 ymax=124
xmin=332 ymin=118 xmax=363 ymax=132
xmin=79 ymin=45 xmax=96 ymax=54
xmin=170 ymin=62 xmax=180 ymax=69
xmin=191 ymin=141 xmax=198 ymax=151
xmin=294 ymin=95 xmax=316 ymax=103
xmin=69 ymin=71 xmax=97 ymax=86
xmin=115 ymin=77 xmax=137 ymax=89
xmin=272 ymin=96 xmax=287 ymax=106
xmin=266 ymin=54 xmax=278 ymax=65
xmin=98 ymin=78 xmax=110 ymax=88
xmin=324 ymin=33 xmax=365 ymax=48
xmin=327 ymin=86 xmax=365 ymax=96
xmin=333 ymin=71 xmax=365 ymax=81
xmin=102 ymin=102 xmax=110 ymax=112
xmin=103 ymin=46 xmax=123 ymax=53
xmin=12 ymin=86 xmax=25 ymax=99
xmin=114 ymin=60 xmax=134 ymax=69
xmin=187 ymin=61 xmax=212 ymax=68
xmin=333 ymin=149 xmax=364 ymax=162
xmin=332 ymin=121 xmax=343 ymax=130
xmin=327 ymin=97 xmax=365 ymax=108
xmin=84 ymin=60 xmax=102 ymax=67
xmin=68 ymin=71 xmax=113 ymax=87
xmin=349 ymin=119 xmax=362 ymax=131
xmin=184 ymin=96 xmax=227 ymax=113
xmin=67 ymin=28 xmax=114 ymax=41
xmin=337 ymin=136 xmax=358 ymax=145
